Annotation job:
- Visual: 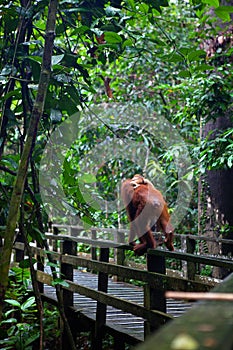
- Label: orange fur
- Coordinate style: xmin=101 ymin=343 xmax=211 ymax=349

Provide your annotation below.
xmin=121 ymin=175 xmax=174 ymax=255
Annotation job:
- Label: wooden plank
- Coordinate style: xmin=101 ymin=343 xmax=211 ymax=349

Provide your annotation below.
xmin=36 ymin=270 xmax=53 ymax=284
xmin=166 ymin=291 xmax=233 ymax=301
xmin=136 ymin=273 xmax=233 ymax=350
xmin=51 ymin=224 xmax=233 ymax=246
xmin=67 ymin=280 xmax=173 ymax=326
xmin=185 ymin=233 xmax=233 ymax=245
xmin=45 ymin=233 xmax=120 ymax=248
xmin=51 ymin=224 xmax=127 ymax=235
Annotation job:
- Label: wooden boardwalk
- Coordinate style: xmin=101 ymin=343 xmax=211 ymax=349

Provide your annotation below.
xmin=43 ymin=268 xmax=194 ymax=341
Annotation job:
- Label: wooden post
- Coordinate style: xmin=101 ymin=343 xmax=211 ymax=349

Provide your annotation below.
xmin=92 ymin=247 xmax=109 ymax=350
xmin=91 ymin=229 xmax=97 ymax=260
xmin=116 ymin=230 xmax=125 ymax=282
xmin=186 ymin=236 xmax=196 ymax=280
xmin=15 ymin=230 xmax=24 ymax=263
xmin=116 ymin=230 xmax=125 ymax=266
xmin=60 ymin=238 xmax=76 ymax=350
xmin=52 ymin=226 xmax=59 ymax=252
xmin=60 ymin=239 xmax=76 ymax=308
xmin=70 ymin=227 xmax=83 ymax=258
xmin=144 ymin=251 xmax=166 ymax=338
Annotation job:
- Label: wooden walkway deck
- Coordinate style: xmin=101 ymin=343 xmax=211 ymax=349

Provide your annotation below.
xmin=43 ymin=268 xmax=194 ymax=342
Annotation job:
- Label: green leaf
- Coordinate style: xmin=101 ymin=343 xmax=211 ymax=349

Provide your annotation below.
xmin=165 ymin=53 xmax=184 ymax=63
xmin=215 ymin=6 xmax=233 ymax=22
xmin=24 ymin=333 xmax=40 ymax=346
xmin=138 ymin=3 xmax=149 ymax=14
xmin=122 ymin=39 xmax=133 ymax=49
xmin=179 ymin=47 xmax=191 ymax=56
xmin=52 ymin=278 xmax=69 ymax=287
xmin=19 ymin=258 xmax=37 ymax=268
xmin=2 ymin=89 xmax=21 ymax=102
xmin=21 ymin=296 xmax=35 ymax=311
xmin=178 ymin=70 xmax=191 ymax=78
xmin=66 ymin=85 xmax=80 ymax=104
xmin=81 ymin=191 xmax=101 ymax=210
xmin=27 ymin=55 xmax=42 ymax=64
xmin=71 ymin=25 xmax=89 ymax=35
xmin=30 ymin=226 xmax=45 ymax=245
xmin=104 ymin=31 xmax=122 ymax=44
xmin=1 ymin=318 xmax=17 ymax=324
xmin=46 ymin=261 xmax=59 ymax=268
xmin=188 ymin=49 xmax=206 ymax=62
xmin=52 ymin=54 xmax=64 ymax=66
xmin=202 ymin=0 xmax=219 ymax=8
xmin=81 ymin=215 xmax=95 ymax=226
xmin=5 ymin=299 xmax=21 ymax=308
xmin=194 ymin=64 xmax=214 ymax=72
xmin=127 ymin=0 xmax=135 ymax=9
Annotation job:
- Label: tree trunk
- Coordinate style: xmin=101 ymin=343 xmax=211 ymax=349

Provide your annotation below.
xmin=198 ymin=1 xmax=233 ymax=278
xmin=199 ymin=116 xmax=233 ymax=278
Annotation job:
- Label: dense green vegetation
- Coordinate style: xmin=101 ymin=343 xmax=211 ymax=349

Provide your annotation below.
xmin=0 ymin=0 xmax=233 ymax=348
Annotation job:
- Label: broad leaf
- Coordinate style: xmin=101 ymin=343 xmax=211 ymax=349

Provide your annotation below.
xmin=215 ymin=6 xmax=233 ymax=22
xmin=21 ymin=296 xmax=36 ymax=311
xmin=202 ymin=0 xmax=219 ymax=8
xmin=5 ymin=299 xmax=20 ymax=308
xmin=104 ymin=31 xmax=122 ymax=44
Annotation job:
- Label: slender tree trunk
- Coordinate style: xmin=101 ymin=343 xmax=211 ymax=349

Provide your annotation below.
xmin=0 ymin=0 xmax=58 ymax=320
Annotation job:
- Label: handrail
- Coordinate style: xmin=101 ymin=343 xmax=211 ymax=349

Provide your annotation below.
xmin=148 ymin=248 xmax=233 ymax=270
xmin=51 ymin=223 xmax=233 ymax=245
xmin=43 ymin=233 xmax=233 ymax=271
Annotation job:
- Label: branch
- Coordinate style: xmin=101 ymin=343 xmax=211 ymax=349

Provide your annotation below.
xmin=0 ymin=165 xmax=16 ymax=176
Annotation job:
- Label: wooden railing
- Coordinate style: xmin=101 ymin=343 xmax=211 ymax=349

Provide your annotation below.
xmin=49 ymin=224 xmax=233 ymax=280
xmin=13 ymin=225 xmax=233 ymax=349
